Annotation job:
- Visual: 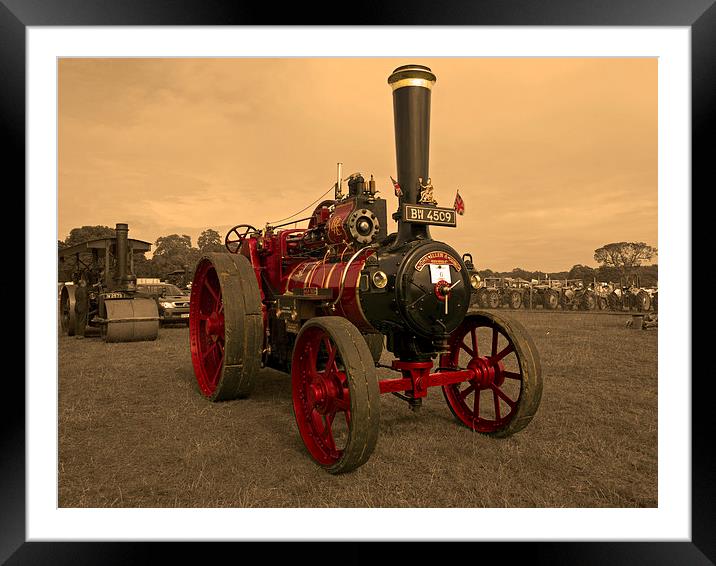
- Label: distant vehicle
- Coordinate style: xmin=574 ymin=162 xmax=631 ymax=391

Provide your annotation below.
xmin=136 ymin=282 xmax=190 ymax=325
xmin=58 ymin=224 xmax=160 ymax=342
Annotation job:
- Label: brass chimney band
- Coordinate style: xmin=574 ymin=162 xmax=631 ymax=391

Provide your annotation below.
xmin=389 ymin=78 xmax=436 ymax=91
xmin=387 ymin=64 xmax=437 ymax=91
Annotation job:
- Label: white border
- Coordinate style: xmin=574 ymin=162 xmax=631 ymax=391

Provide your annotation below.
xmin=27 ymin=27 xmax=691 ymax=541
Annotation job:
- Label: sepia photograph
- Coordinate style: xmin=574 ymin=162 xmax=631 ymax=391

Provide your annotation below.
xmin=56 ymin=56 xmax=658 ymax=509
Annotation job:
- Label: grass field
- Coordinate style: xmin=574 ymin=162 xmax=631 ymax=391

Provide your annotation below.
xmin=58 ymin=311 xmax=657 ymax=508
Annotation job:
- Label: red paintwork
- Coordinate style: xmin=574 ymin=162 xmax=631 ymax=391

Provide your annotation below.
xmin=189 ymin=259 xmax=226 ymax=397
xmin=433 ymin=279 xmax=450 ymax=301
xmin=237 ymin=224 xmax=376 ymax=334
xmin=284 ymin=252 xmax=374 ymax=332
xmin=438 ymin=317 xmax=523 ymax=432
xmin=326 ymin=201 xmax=355 ymax=244
xmin=292 ymin=324 xmax=351 ymax=466
xmin=377 ymin=361 xmax=473 ymax=398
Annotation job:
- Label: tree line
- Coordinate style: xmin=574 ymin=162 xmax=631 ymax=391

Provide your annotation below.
xmin=58 ymin=225 xmax=228 ymax=283
xmin=478 ymin=242 xmax=658 ymax=287
xmin=59 ymin=226 xmax=657 ymax=288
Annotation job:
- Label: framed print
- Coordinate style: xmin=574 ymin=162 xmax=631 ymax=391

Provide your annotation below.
xmin=3 ymin=1 xmax=709 ymax=563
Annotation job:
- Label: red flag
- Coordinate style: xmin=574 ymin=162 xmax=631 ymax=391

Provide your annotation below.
xmin=390 ymin=176 xmax=403 ymax=197
xmin=453 ymin=190 xmax=465 ymax=215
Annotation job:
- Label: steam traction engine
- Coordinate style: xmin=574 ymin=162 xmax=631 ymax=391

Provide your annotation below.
xmin=59 ymin=223 xmax=160 ymax=342
xmin=189 ymin=65 xmax=543 ymax=473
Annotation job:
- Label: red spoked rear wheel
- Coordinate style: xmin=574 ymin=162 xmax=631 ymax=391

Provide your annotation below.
xmin=292 ymin=317 xmax=380 ymax=474
xmin=189 ymin=253 xmax=262 ymax=401
xmin=439 ymin=310 xmax=542 ymax=437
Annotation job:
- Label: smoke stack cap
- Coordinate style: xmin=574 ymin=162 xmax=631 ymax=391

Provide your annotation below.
xmin=388 ymin=64 xmax=437 ymax=91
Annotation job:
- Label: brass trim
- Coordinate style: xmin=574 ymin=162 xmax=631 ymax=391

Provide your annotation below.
xmin=323 ymin=262 xmax=339 ymax=288
xmin=284 ymin=262 xmax=304 ymax=293
xmin=331 ymin=245 xmax=378 ymax=308
xmin=304 ymin=261 xmax=320 ymax=288
xmin=390 ymin=77 xmax=435 ymax=91
xmin=340 ymin=245 xmax=354 ymax=262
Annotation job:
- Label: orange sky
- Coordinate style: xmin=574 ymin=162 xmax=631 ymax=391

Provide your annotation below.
xmin=58 ymin=58 xmax=657 ymax=272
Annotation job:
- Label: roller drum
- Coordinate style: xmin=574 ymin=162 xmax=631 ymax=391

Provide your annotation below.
xmin=102 ymin=297 xmax=159 ymax=342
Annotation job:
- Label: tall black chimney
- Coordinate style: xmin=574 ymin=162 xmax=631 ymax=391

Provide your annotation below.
xmin=115 ymin=222 xmax=129 ymax=283
xmin=388 ymin=64 xmax=437 ymax=247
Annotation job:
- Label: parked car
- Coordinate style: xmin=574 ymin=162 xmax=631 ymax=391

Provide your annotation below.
xmin=136 ymin=282 xmax=190 ymax=325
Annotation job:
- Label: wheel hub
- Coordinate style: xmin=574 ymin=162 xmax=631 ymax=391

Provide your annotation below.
xmin=467 ymin=356 xmax=505 ymax=387
xmin=308 ymin=373 xmax=345 ymax=415
xmin=205 ymin=311 xmax=224 ymax=340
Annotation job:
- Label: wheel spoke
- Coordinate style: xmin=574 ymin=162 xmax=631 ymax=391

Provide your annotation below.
xmin=493 ymin=388 xmax=501 ymax=420
xmin=491 ymin=327 xmax=498 ymax=356
xmin=459 ymin=383 xmax=475 ymax=400
xmin=204 ymin=279 xmax=220 ymax=302
xmin=334 ymin=370 xmax=348 ymax=386
xmin=210 ymin=361 xmax=221 ymax=387
xmin=323 ymin=336 xmax=337 ymax=375
xmin=310 ymin=368 xmax=323 ymax=386
xmin=202 ymin=341 xmax=218 ymax=359
xmin=310 ymin=407 xmax=323 ymax=427
xmin=335 ymin=388 xmax=350 ymax=411
xmin=494 ymin=343 xmax=514 ymax=362
xmin=491 ymin=384 xmax=516 ymax=408
xmin=503 ymin=370 xmax=522 ymax=381
xmin=323 ymin=413 xmax=337 ymax=450
xmin=305 ymin=343 xmax=317 ymax=370
xmin=473 ymin=387 xmax=481 ymax=418
xmin=459 ymin=341 xmax=475 ymax=358
xmin=471 ymin=329 xmax=478 ymax=357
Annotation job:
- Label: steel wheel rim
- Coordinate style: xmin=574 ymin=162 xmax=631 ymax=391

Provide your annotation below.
xmin=292 ymin=326 xmax=352 ymax=466
xmin=440 ymin=318 xmax=524 ymax=432
xmin=190 ymin=260 xmax=226 ymax=397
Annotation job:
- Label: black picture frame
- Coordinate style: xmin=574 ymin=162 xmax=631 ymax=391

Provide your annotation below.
xmin=5 ymin=1 xmax=708 ymax=563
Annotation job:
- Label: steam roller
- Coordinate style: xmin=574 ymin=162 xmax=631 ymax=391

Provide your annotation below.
xmin=58 ymin=223 xmax=160 ymax=342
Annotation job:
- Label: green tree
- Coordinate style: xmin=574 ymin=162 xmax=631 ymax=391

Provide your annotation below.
xmin=152 ymin=234 xmax=194 ymax=276
xmin=63 ymin=225 xmax=116 ymax=247
xmin=197 ymin=228 xmax=225 ymax=253
xmin=510 ymin=267 xmax=536 ymax=281
xmin=568 ymin=264 xmax=596 ymax=283
xmin=134 ymin=253 xmax=158 ymax=278
xmin=594 ymin=242 xmax=657 ymax=282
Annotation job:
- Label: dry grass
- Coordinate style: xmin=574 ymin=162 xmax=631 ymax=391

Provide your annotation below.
xmin=58 ymin=312 xmax=657 ymax=508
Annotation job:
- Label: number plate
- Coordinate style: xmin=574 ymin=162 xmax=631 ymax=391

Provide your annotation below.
xmin=429 ymin=264 xmax=452 ymax=284
xmin=403 ymin=204 xmax=457 ymax=227
xmin=103 ymin=292 xmax=125 ymax=299
xmin=180 ymin=313 xmax=190 ymax=318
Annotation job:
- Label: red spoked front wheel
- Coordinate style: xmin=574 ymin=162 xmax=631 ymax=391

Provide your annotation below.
xmin=439 ymin=310 xmax=542 ymax=436
xmin=189 ymin=253 xmax=262 ymax=401
xmin=292 ymin=317 xmax=380 ymax=474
